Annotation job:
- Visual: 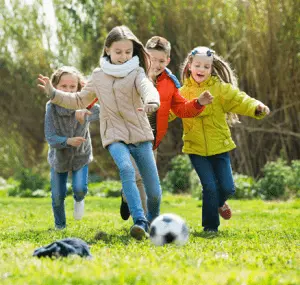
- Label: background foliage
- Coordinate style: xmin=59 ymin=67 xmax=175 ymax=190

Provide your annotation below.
xmin=0 ymin=0 xmax=299 ymax=181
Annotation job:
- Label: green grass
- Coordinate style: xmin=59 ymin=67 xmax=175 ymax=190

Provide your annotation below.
xmin=0 ymin=194 xmax=299 ymax=285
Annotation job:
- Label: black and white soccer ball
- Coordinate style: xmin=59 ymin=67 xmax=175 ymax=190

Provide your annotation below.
xmin=149 ymin=213 xmax=189 ymax=246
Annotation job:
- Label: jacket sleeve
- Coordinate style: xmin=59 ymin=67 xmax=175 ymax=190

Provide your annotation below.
xmin=170 ymin=88 xmax=205 ymax=118
xmin=51 ymin=76 xmax=97 ymax=110
xmin=44 ymin=103 xmax=70 ymax=149
xmin=86 ymin=104 xmax=100 ymax=123
xmin=135 ymin=68 xmax=160 ymax=106
xmin=220 ymin=83 xmax=266 ymax=119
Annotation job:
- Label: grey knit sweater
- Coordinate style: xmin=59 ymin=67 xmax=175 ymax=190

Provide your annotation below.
xmin=44 ymin=102 xmax=100 ymax=173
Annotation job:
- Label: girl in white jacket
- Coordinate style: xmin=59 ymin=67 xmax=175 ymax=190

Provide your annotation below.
xmin=38 ymin=25 xmax=161 ymax=240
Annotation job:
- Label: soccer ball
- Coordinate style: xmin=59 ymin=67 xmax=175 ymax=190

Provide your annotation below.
xmin=149 ymin=213 xmax=189 ymax=246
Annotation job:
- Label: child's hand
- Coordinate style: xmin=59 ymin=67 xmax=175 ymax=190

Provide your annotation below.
xmin=66 ymin=137 xmax=86 ymax=147
xmin=75 ymin=109 xmax=92 ymax=125
xmin=198 ymin=91 xmax=213 ymax=105
xmin=255 ymin=103 xmax=270 ymax=116
xmin=38 ymin=74 xmax=55 ymax=98
xmin=137 ymin=103 xmax=159 ymax=113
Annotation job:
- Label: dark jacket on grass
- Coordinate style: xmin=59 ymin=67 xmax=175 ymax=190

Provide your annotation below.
xmin=33 ymin=238 xmax=92 ymax=258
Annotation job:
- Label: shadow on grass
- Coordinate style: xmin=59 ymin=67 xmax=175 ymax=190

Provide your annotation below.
xmin=91 ymin=228 xmax=131 ymax=245
xmin=0 ymin=226 xmax=133 ymax=246
xmin=191 ymin=230 xmax=220 ymax=239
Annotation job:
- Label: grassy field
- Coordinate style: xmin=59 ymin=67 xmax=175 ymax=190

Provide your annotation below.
xmin=0 ymin=194 xmax=299 ymax=285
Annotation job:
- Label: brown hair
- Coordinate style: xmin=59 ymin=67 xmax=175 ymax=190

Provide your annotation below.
xmin=181 ymin=46 xmax=240 ymax=126
xmin=145 ymin=36 xmax=171 ymax=57
xmin=101 ymin=25 xmax=150 ymax=72
xmin=50 ymin=66 xmax=84 ymax=91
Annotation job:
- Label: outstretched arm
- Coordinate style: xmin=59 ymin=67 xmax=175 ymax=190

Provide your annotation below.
xmin=221 ymin=83 xmax=270 ymax=119
xmin=38 ymin=74 xmax=97 ymax=110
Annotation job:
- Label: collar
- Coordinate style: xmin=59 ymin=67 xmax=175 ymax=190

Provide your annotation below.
xmin=100 ymin=56 xmax=140 ymax=77
xmin=53 ymin=104 xmax=75 ymax=117
xmin=184 ymin=75 xmax=217 ymax=87
xmin=157 ymin=68 xmax=181 ymax=88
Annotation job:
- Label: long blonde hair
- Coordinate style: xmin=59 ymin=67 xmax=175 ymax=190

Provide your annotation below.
xmin=181 ymin=46 xmax=240 ymax=126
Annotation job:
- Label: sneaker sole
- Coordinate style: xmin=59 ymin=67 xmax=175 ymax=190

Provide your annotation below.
xmin=74 ymin=215 xmax=84 ymax=220
xmin=130 ymin=225 xmax=149 ymax=240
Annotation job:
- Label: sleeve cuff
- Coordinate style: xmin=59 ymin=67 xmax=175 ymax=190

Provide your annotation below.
xmin=193 ymin=99 xmax=205 ymax=110
xmin=60 ymin=139 xmax=68 ymax=147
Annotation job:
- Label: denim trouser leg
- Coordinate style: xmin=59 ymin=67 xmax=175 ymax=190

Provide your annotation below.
xmin=130 ymin=143 xmax=161 ymax=223
xmin=72 ymin=165 xmax=89 ymax=202
xmin=189 ymin=152 xmax=235 ymax=230
xmin=50 ymin=168 xmax=68 ymax=228
xmin=51 ymin=165 xmax=89 ymax=228
xmin=211 ymin=153 xmax=235 ymax=207
xmin=108 ymin=142 xmax=147 ymax=223
xmin=122 ymin=149 xmax=158 ymax=214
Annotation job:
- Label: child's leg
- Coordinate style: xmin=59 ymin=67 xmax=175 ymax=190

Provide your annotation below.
xmin=211 ymin=152 xmax=235 ymax=207
xmin=50 ymin=168 xmax=68 ymax=229
xmin=108 ymin=142 xmax=147 ymax=223
xmin=71 ymin=165 xmax=88 ymax=220
xmin=131 ymin=142 xmax=161 ymax=223
xmin=130 ymin=155 xmax=147 ymax=212
xmin=72 ymin=165 xmax=89 ymax=202
xmin=189 ymin=154 xmax=220 ymax=231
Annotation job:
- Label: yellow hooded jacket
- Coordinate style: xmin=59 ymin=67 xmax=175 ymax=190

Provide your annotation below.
xmin=175 ymin=75 xmax=266 ymax=156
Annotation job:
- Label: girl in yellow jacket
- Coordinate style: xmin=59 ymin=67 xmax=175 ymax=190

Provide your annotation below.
xmin=179 ymin=46 xmax=270 ymax=233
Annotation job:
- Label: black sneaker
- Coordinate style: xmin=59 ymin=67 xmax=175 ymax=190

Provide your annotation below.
xmin=130 ymin=220 xmax=149 ymax=240
xmin=203 ymin=228 xmax=218 ymax=238
xmin=120 ymin=190 xmax=130 ymax=220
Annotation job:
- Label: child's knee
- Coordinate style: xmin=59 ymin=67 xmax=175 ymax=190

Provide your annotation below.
xmin=147 ymin=189 xmax=161 ymax=202
xmin=119 ymin=162 xmax=135 ymax=179
xmin=73 ymin=188 xmax=87 ymax=201
xmin=222 ymin=185 xmax=235 ymax=197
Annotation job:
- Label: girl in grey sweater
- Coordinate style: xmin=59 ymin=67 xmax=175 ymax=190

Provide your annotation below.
xmin=44 ymin=66 xmax=100 ymax=229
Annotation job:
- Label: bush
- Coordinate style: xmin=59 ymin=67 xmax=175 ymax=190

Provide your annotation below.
xmin=8 ymin=169 xmax=49 ymax=197
xmin=255 ymin=159 xmax=292 ymax=200
xmin=17 ymin=169 xmax=46 ymax=191
xmin=88 ymin=180 xmax=122 ymax=197
xmin=162 ymin=155 xmax=193 ymax=194
xmin=232 ymin=173 xmax=257 ymax=199
xmin=288 ymin=160 xmax=300 ymax=198
xmin=88 ymin=173 xmax=103 ymax=183
xmin=162 ymin=156 xmax=300 ymax=201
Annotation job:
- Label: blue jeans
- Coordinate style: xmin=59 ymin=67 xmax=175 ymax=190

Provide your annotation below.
xmin=50 ymin=165 xmax=88 ymax=228
xmin=189 ymin=152 xmax=235 ymax=231
xmin=108 ymin=141 xmax=161 ymax=223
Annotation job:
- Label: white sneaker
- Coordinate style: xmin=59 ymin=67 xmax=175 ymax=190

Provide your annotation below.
xmin=74 ymin=200 xmax=84 ymax=220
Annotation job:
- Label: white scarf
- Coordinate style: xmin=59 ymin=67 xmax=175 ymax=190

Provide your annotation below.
xmin=100 ymin=56 xmax=140 ymax=77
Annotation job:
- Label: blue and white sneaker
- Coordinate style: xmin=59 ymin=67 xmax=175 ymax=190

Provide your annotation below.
xmin=130 ymin=219 xmax=149 ymax=240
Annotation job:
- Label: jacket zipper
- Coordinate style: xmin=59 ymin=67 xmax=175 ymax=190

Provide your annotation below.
xmin=201 ymin=117 xmax=208 ymax=156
